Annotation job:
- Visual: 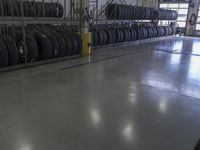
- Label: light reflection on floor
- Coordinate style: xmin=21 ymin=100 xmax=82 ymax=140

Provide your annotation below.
xmin=142 ymin=37 xmax=200 ymax=99
xmin=0 ymin=36 xmax=200 ymax=150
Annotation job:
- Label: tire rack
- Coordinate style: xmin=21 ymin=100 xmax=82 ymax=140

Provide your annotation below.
xmin=0 ymin=0 xmax=83 ymax=72
xmin=89 ymin=0 xmax=176 ymax=49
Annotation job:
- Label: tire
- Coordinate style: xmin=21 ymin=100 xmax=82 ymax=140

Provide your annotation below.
xmin=130 ymin=28 xmax=137 ymax=41
xmin=45 ymin=32 xmax=59 ymax=58
xmin=125 ymin=28 xmax=131 ymax=41
xmin=115 ymin=29 xmax=121 ymax=43
xmin=135 ymin=27 xmax=142 ymax=40
xmin=103 ymin=28 xmax=113 ymax=44
xmin=121 ymin=28 xmax=127 ymax=42
xmin=76 ymin=35 xmax=82 ymax=54
xmin=28 ymin=2 xmax=34 ymax=17
xmin=0 ymin=38 xmax=9 ymax=67
xmin=109 ymin=28 xmax=116 ymax=43
xmin=52 ymin=32 xmax=66 ymax=57
xmin=61 ymin=33 xmax=73 ymax=55
xmin=118 ymin=28 xmax=124 ymax=42
xmin=34 ymin=32 xmax=53 ymax=60
xmin=51 ymin=3 xmax=57 ymax=17
xmin=1 ymin=35 xmax=19 ymax=65
xmin=45 ymin=3 xmax=50 ymax=17
xmin=92 ymin=31 xmax=98 ymax=46
xmin=15 ymin=33 xmax=39 ymax=62
xmin=23 ymin=1 xmax=30 ymax=17
xmin=101 ymin=29 xmax=108 ymax=45
xmin=70 ymin=35 xmax=79 ymax=54
xmin=34 ymin=2 xmax=42 ymax=17
xmin=97 ymin=30 xmax=104 ymax=45
xmin=13 ymin=0 xmax=20 ymax=16
xmin=56 ymin=3 xmax=64 ymax=17
xmin=4 ymin=0 xmax=12 ymax=16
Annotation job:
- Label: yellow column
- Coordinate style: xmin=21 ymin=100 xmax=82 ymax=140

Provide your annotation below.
xmin=82 ymin=32 xmax=91 ymax=56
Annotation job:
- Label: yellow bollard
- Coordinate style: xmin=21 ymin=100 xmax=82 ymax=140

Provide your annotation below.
xmin=82 ymin=32 xmax=91 ymax=56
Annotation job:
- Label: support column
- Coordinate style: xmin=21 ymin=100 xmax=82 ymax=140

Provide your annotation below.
xmin=82 ymin=0 xmax=91 ymax=56
xmin=185 ymin=0 xmax=200 ymax=36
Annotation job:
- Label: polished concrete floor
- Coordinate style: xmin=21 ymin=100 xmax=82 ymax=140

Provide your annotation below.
xmin=0 ymin=36 xmax=200 ymax=150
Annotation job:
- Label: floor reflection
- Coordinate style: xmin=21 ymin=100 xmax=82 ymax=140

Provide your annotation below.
xmin=170 ymin=54 xmax=181 ymax=65
xmin=192 ymin=41 xmax=200 ymax=55
xmin=188 ymin=56 xmax=200 ymax=81
xmin=143 ymin=37 xmax=200 ymax=99
xmin=122 ymin=122 xmax=135 ymax=143
xmin=128 ymin=85 xmax=138 ymax=105
xmin=19 ymin=142 xmax=32 ymax=150
xmin=159 ymin=97 xmax=168 ymax=113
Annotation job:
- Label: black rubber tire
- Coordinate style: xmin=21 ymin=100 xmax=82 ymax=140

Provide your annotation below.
xmin=56 ymin=3 xmax=64 ymax=17
xmin=4 ymin=0 xmax=12 ymax=16
xmin=130 ymin=28 xmax=137 ymax=41
xmin=103 ymin=28 xmax=113 ymax=44
xmin=25 ymin=33 xmax=39 ymax=62
xmin=97 ymin=30 xmax=104 ymax=45
xmin=50 ymin=3 xmax=57 ymax=17
xmin=28 ymin=1 xmax=34 ymax=17
xmin=48 ymin=3 xmax=54 ymax=17
xmin=115 ymin=29 xmax=121 ymax=43
xmin=61 ymin=33 xmax=73 ymax=56
xmin=71 ymin=35 xmax=79 ymax=54
xmin=0 ymin=38 xmax=9 ymax=67
xmin=135 ymin=27 xmax=141 ymax=40
xmin=45 ymin=32 xmax=59 ymax=58
xmin=118 ymin=28 xmax=125 ymax=43
xmin=52 ymin=32 xmax=66 ymax=57
xmin=34 ymin=2 xmax=42 ymax=17
xmin=76 ymin=35 xmax=82 ymax=54
xmin=121 ymin=28 xmax=127 ymax=42
xmin=45 ymin=3 xmax=50 ymax=17
xmin=13 ymin=0 xmax=20 ymax=16
xmin=15 ymin=33 xmax=39 ymax=62
xmin=33 ymin=32 xmax=53 ymax=60
xmin=109 ymin=28 xmax=116 ymax=43
xmin=23 ymin=1 xmax=30 ymax=17
xmin=92 ymin=31 xmax=98 ymax=46
xmin=1 ymin=35 xmax=19 ymax=65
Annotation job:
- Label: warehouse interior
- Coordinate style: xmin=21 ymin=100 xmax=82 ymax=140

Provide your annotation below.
xmin=0 ymin=0 xmax=200 ymax=150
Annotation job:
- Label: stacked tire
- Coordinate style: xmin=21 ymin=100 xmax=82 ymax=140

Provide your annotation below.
xmin=22 ymin=31 xmax=82 ymax=61
xmin=1 ymin=1 xmax=64 ymax=17
xmin=106 ymin=4 xmax=178 ymax=20
xmin=158 ymin=9 xmax=178 ymax=20
xmin=0 ymin=26 xmax=82 ymax=68
xmin=0 ymin=35 xmax=19 ymax=67
xmin=92 ymin=26 xmax=175 ymax=46
xmin=106 ymin=4 xmax=156 ymax=20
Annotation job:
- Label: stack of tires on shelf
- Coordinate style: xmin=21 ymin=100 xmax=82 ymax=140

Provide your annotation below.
xmin=158 ymin=9 xmax=178 ymax=20
xmin=91 ymin=26 xmax=175 ymax=46
xmin=0 ymin=0 xmax=64 ymax=17
xmin=0 ymin=25 xmax=82 ymax=67
xmin=106 ymin=4 xmax=178 ymax=20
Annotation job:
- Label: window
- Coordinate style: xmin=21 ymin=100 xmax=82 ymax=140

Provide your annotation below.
xmin=159 ymin=3 xmax=189 ymax=28
xmin=196 ymin=6 xmax=200 ymax=30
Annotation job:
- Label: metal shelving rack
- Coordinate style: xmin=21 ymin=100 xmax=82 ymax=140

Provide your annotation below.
xmin=0 ymin=0 xmax=83 ymax=71
xmin=88 ymin=0 xmax=176 ymax=49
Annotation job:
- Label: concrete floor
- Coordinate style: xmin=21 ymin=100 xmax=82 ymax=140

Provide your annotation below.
xmin=0 ymin=36 xmax=200 ymax=150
